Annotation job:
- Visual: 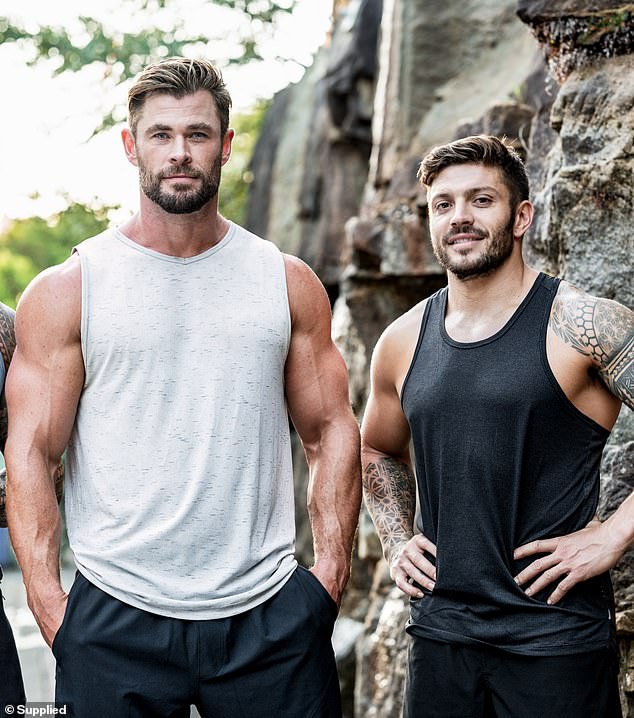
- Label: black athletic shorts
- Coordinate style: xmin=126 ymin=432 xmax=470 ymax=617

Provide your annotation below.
xmin=404 ymin=634 xmax=622 ymax=718
xmin=0 ymin=565 xmax=26 ymax=710
xmin=54 ymin=568 xmax=342 ymax=717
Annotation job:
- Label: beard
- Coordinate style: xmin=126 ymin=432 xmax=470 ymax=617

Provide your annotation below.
xmin=139 ymin=152 xmax=222 ymax=214
xmin=432 ymin=214 xmax=516 ymax=281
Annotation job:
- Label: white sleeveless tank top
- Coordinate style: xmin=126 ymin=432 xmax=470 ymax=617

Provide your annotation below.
xmin=65 ymin=223 xmax=297 ymax=618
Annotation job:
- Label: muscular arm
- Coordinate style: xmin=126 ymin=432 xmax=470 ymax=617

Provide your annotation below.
xmin=5 ymin=256 xmax=84 ymax=646
xmin=283 ymin=256 xmax=361 ymax=606
xmin=515 ymin=283 xmax=634 ymax=603
xmin=361 ymin=316 xmax=436 ymax=598
xmin=550 ymin=283 xmax=634 ymax=409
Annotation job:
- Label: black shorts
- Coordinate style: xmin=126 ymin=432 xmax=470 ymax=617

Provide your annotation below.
xmin=404 ymin=634 xmax=622 ymax=718
xmin=54 ymin=568 xmax=341 ymax=718
xmin=0 ymin=566 xmax=26 ymax=709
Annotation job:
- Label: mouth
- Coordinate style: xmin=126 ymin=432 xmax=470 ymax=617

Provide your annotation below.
xmin=446 ymin=234 xmax=485 ymax=246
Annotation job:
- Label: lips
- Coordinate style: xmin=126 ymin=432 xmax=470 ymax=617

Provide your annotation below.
xmin=449 ymin=238 xmax=482 ymax=246
xmin=444 ymin=227 xmax=487 ymax=245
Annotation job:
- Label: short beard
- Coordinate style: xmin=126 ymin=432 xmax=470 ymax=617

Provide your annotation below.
xmin=433 ymin=214 xmax=516 ymax=281
xmin=139 ymin=154 xmax=222 ymax=214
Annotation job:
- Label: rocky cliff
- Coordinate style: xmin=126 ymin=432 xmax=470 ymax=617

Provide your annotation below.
xmin=245 ymin=1 xmax=634 ymax=715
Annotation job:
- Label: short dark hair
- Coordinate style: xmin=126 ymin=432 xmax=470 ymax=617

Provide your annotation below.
xmin=127 ymin=57 xmax=232 ymax=138
xmin=418 ymin=135 xmax=529 ymax=207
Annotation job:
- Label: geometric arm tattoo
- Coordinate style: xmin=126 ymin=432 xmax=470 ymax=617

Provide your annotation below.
xmin=0 ymin=302 xmax=16 ymax=527
xmin=0 ymin=302 xmax=16 ymax=454
xmin=551 ymin=284 xmax=634 ymax=410
xmin=363 ymin=458 xmax=417 ymax=564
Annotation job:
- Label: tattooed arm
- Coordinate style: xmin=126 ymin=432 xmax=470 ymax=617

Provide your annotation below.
xmin=0 ymin=302 xmax=16 ymax=527
xmin=549 ymin=281 xmax=633 ymax=409
xmin=361 ymin=311 xmax=436 ymax=598
xmin=515 ymin=282 xmax=634 ymax=604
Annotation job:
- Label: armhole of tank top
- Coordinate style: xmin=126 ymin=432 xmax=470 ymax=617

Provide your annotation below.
xmin=72 ymin=247 xmax=90 ymax=387
xmin=399 ymin=295 xmax=436 ymax=409
xmin=277 ymin=249 xmax=292 ymax=358
xmin=539 ymin=276 xmax=610 ymax=436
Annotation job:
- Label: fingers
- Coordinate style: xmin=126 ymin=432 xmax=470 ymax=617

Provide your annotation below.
xmin=391 ymin=534 xmax=437 ymax=598
xmin=544 ymin=574 xmax=578 ymax=605
xmin=514 ymin=552 xmax=560 ymax=587
xmin=513 ymin=537 xmax=558 ymax=560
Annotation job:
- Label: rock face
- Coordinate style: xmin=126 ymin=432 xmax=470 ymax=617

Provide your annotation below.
xmin=245 ymin=0 xmax=634 ymax=715
xmin=518 ymin=1 xmax=634 ymax=80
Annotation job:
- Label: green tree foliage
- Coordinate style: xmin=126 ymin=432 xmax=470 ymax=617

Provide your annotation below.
xmin=220 ymin=99 xmax=270 ymax=225
xmin=0 ymin=97 xmax=270 ymax=306
xmin=0 ymin=0 xmax=296 ymax=82
xmin=0 ymin=202 xmax=112 ymax=308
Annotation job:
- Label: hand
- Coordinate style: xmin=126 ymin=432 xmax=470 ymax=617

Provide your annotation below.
xmin=514 ymin=520 xmax=624 ymax=605
xmin=310 ymin=561 xmax=350 ymax=609
xmin=30 ymin=586 xmax=68 ymax=648
xmin=389 ymin=533 xmax=437 ymax=599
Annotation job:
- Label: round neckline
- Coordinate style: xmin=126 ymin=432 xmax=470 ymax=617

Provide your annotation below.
xmin=439 ymin=273 xmax=546 ymax=349
xmin=111 ymin=222 xmax=236 ymax=265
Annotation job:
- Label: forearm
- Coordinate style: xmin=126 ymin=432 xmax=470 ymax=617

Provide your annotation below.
xmin=306 ymin=419 xmax=361 ymax=581
xmin=6 ymin=450 xmax=64 ymax=602
xmin=604 ymin=489 xmax=634 ymax=557
xmin=362 ymin=453 xmax=417 ymax=564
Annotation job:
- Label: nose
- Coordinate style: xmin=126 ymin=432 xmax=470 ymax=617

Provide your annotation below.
xmin=169 ymin=136 xmax=192 ymax=165
xmin=450 ymin=199 xmax=473 ymax=227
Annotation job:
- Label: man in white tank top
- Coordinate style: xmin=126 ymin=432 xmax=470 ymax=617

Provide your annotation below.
xmin=6 ymin=57 xmax=361 ymax=718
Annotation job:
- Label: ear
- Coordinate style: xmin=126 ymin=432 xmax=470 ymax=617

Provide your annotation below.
xmin=513 ymin=200 xmax=534 ymax=240
xmin=221 ymin=129 xmax=235 ymax=167
xmin=121 ymin=127 xmax=139 ymax=167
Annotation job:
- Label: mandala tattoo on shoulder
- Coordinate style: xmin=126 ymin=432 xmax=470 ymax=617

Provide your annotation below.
xmin=551 ymin=284 xmax=634 ymax=409
xmin=363 ymin=458 xmax=417 ymax=561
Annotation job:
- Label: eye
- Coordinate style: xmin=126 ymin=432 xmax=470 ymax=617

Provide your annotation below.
xmin=190 ymin=131 xmax=209 ymax=140
xmin=474 ymin=196 xmax=493 ymax=206
xmin=433 ymin=200 xmax=451 ymax=212
xmin=152 ymin=132 xmax=169 ymax=140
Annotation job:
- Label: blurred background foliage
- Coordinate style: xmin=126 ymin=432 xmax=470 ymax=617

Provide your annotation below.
xmin=0 ymin=0 xmax=297 ymax=77
xmin=0 ymin=0 xmax=285 ymax=306
xmin=0 ymin=99 xmax=269 ymax=308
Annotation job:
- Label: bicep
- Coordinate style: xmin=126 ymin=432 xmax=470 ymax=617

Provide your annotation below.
xmin=7 ymin=347 xmax=83 ymax=464
xmin=283 ymin=257 xmax=354 ymax=445
xmin=361 ymin=340 xmax=412 ymax=463
xmin=6 ymin=265 xmax=84 ymax=465
xmin=596 ymin=299 xmax=634 ymax=409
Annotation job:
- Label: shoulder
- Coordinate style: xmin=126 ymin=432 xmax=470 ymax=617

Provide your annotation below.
xmin=370 ymin=297 xmax=431 ymax=391
xmin=550 ymin=280 xmax=634 ymax=366
xmin=16 ymin=255 xmax=82 ymax=338
xmin=375 ymin=297 xmax=430 ymax=362
xmin=282 ymin=254 xmax=331 ymax=326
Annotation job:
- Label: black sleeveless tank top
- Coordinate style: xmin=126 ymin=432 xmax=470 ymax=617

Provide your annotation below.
xmin=401 ymin=273 xmax=615 ymax=655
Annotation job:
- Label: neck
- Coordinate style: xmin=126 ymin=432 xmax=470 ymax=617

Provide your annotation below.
xmin=119 ymin=194 xmax=229 ymax=258
xmin=446 ymin=253 xmax=537 ymax=317
xmin=443 ymin=255 xmax=539 ymax=343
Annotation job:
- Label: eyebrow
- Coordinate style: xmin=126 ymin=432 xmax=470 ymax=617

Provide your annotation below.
xmin=144 ymin=122 xmax=215 ymax=135
xmin=430 ymin=185 xmax=501 ymax=201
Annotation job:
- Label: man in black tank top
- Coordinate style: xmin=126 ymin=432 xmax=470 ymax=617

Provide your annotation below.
xmin=361 ymin=135 xmax=634 ymax=717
